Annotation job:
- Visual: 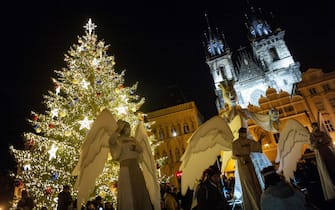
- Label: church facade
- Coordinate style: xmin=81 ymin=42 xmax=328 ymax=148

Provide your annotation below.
xmin=204 ymin=5 xmax=301 ymax=110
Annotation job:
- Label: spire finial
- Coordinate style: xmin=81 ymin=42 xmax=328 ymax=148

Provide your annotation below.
xmin=84 ymin=18 xmax=97 ymax=35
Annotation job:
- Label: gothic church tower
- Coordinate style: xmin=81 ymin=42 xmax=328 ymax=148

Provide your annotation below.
xmin=203 ymin=13 xmax=236 ymax=110
xmin=204 ymin=2 xmax=302 ymax=110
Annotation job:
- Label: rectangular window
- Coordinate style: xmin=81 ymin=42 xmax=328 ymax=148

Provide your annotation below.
xmin=284 ymin=105 xmax=294 ymax=112
xmin=309 ymin=88 xmax=317 ymax=96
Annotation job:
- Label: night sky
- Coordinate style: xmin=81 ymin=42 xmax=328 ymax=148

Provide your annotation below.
xmin=1 ymin=0 xmax=334 ymax=172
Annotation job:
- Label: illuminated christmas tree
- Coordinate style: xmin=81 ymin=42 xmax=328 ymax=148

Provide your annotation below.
xmin=11 ymin=19 xmax=152 ymax=208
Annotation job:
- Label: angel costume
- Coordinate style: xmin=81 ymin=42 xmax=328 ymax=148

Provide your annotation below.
xmin=110 ymin=120 xmax=153 ymax=210
xmin=310 ymin=122 xmax=335 ymax=200
xmin=232 ymin=128 xmax=263 ymax=210
xmin=73 ymin=109 xmax=160 ymax=210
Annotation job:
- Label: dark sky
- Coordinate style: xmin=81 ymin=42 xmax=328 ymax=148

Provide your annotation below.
xmin=1 ymin=0 xmax=334 ymax=171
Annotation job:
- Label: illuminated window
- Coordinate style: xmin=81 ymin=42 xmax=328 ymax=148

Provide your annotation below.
xmin=183 ymin=123 xmax=190 ymax=134
xmin=171 ymin=126 xmax=177 ymax=137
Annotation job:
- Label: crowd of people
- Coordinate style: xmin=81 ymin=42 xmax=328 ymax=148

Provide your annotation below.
xmin=16 ymin=122 xmax=335 ymax=210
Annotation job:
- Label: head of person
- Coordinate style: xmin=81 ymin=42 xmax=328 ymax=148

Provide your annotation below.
xmin=63 ymin=184 xmax=70 ymax=192
xmin=21 ymin=189 xmax=28 ymax=198
xmin=261 ymin=165 xmax=281 ymax=189
xmin=207 ymin=166 xmax=221 ymax=185
xmin=95 ymin=195 xmax=102 ymax=203
xmin=311 ymin=122 xmax=319 ymax=131
xmin=105 ymin=202 xmax=114 ymax=209
xmin=117 ymin=120 xmax=131 ymax=136
xmin=238 ymin=127 xmax=247 ymax=138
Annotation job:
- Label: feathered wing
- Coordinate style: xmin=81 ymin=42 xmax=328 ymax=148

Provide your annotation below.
xmin=72 ymin=109 xmax=117 ymax=209
xmin=245 ymin=110 xmax=279 ymax=133
xmin=135 ymin=122 xmax=161 ymax=210
xmin=275 ymin=119 xmax=310 ymax=181
xmin=179 ymin=116 xmax=234 ymax=195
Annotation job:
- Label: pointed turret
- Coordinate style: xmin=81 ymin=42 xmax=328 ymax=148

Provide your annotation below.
xmin=244 ymin=4 xmax=273 ymax=41
xmin=203 ymin=13 xmax=229 ymax=60
xmin=202 ymin=13 xmax=236 ymax=112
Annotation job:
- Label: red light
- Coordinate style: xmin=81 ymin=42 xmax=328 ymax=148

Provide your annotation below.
xmin=176 ymin=170 xmax=182 ymax=178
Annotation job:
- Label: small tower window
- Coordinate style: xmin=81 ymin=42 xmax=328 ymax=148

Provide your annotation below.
xmin=269 ymin=47 xmax=279 ymax=61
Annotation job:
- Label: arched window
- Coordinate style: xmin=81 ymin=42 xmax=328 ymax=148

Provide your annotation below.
xmin=183 ymin=123 xmax=190 ymax=134
xmin=175 ymin=149 xmax=180 ymax=162
xmin=159 ymin=128 xmax=165 ymax=140
xmin=171 ymin=125 xmax=177 ymax=137
xmin=269 ymin=47 xmax=279 ymax=61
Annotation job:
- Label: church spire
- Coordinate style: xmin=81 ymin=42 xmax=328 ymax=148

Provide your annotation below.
xmin=244 ymin=1 xmax=273 ymax=40
xmin=203 ymin=13 xmax=228 ymax=60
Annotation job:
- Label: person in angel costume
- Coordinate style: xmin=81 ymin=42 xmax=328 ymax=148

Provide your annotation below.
xmin=276 ymin=119 xmax=335 ymax=201
xmin=72 ymin=109 xmax=160 ymax=210
xmin=109 ymin=119 xmax=153 ymax=210
xmin=179 ymin=80 xmax=277 ymax=210
xmin=310 ymin=122 xmax=335 ymax=185
xmin=232 ymin=127 xmax=265 ymax=210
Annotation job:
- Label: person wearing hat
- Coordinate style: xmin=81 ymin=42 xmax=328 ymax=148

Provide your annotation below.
xmin=310 ymin=122 xmax=335 ymax=200
xmin=232 ymin=127 xmax=263 ymax=210
xmin=260 ymin=166 xmax=309 ymax=210
xmin=310 ymin=122 xmax=335 ymax=185
xmin=196 ymin=166 xmax=228 ymax=210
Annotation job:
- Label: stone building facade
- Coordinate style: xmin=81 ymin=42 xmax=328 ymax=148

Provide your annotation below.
xmin=146 ymin=101 xmax=203 ymax=188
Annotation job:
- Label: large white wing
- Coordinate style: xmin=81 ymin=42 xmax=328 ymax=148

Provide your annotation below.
xmin=72 ymin=109 xmax=117 ymax=209
xmin=275 ymin=119 xmax=310 ymax=181
xmin=179 ymin=116 xmax=234 ymax=195
xmin=135 ymin=122 xmax=161 ymax=210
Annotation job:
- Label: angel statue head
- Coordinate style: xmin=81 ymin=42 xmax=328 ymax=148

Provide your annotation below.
xmin=117 ymin=119 xmax=131 ymax=137
xmin=311 ymin=122 xmax=319 ymax=131
xmin=238 ymin=127 xmax=248 ymax=138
